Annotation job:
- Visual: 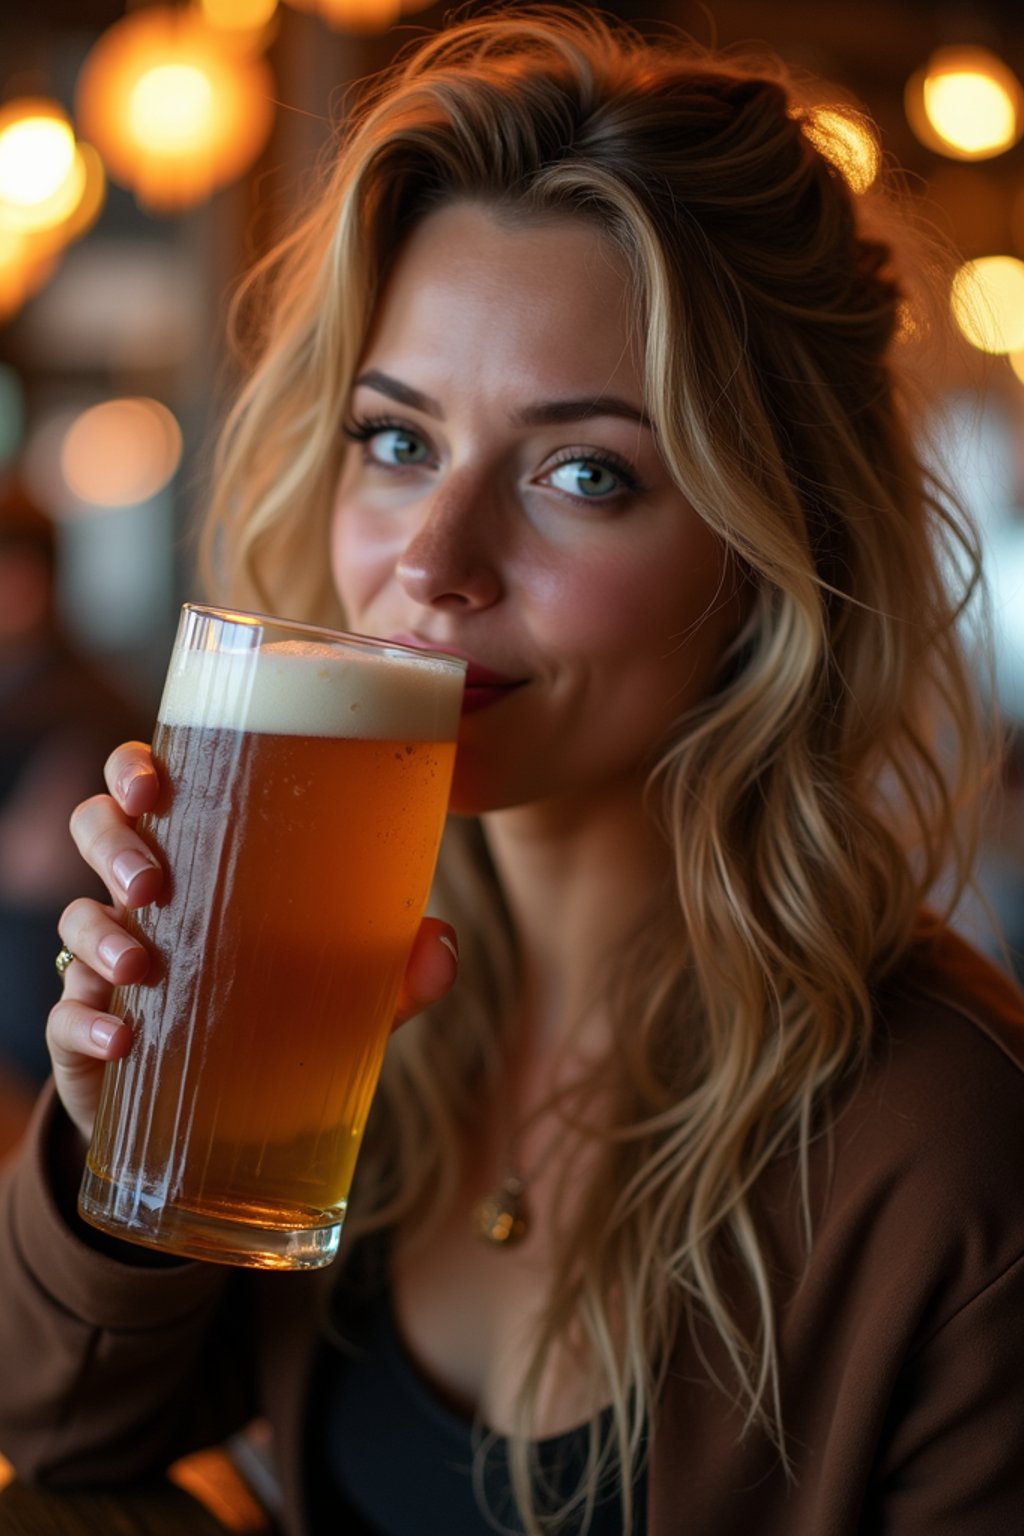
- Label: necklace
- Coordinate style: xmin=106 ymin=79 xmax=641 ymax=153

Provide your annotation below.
xmin=471 ymin=1173 xmax=530 ymax=1247
xmin=470 ymin=1116 xmax=571 ymax=1248
xmin=470 ymin=1050 xmax=592 ymax=1248
xmin=470 ymin=1079 xmax=541 ymax=1247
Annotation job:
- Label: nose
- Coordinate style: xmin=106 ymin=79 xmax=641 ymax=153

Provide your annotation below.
xmin=396 ymin=479 xmax=503 ymax=611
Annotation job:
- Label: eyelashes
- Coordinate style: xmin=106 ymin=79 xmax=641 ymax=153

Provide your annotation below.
xmin=341 ymin=413 xmax=647 ymax=504
xmin=343 ymin=415 xmax=433 ymax=469
xmin=342 ymin=414 xmax=412 ymax=445
xmin=542 ymin=447 xmax=644 ymax=498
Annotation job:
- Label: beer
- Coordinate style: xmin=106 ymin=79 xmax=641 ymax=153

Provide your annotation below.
xmin=78 ymin=608 xmax=464 ymax=1268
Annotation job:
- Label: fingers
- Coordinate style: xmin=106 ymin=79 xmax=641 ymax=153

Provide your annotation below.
xmin=48 ymin=922 xmax=137 ymax=1140
xmin=52 ymin=903 xmax=139 ymax=1060
xmin=394 ymin=918 xmax=459 ymax=1028
xmin=67 ymin=741 xmax=163 ymax=907
xmin=46 ymin=995 xmax=133 ymax=1070
xmin=46 ymin=987 xmax=133 ymax=1141
xmin=104 ymin=742 xmax=159 ymax=819
xmin=59 ymin=897 xmax=149 ymax=989
xmin=52 ymin=741 xmax=156 ymax=1139
xmin=69 ymin=794 xmax=162 ymax=909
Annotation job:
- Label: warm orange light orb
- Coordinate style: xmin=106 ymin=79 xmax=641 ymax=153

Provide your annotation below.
xmin=0 ymin=105 xmax=75 ymax=211
xmin=61 ymin=398 xmax=183 ymax=507
xmin=129 ymin=63 xmax=216 ymax=153
xmin=950 ymin=256 xmax=1024 ymax=354
xmin=0 ymin=104 xmax=105 ymax=320
xmin=76 ymin=7 xmax=276 ymax=211
xmin=906 ymin=47 xmax=1023 ymax=161
xmin=0 ymin=100 xmax=100 ymax=242
xmin=202 ymin=0 xmax=279 ymax=30
xmin=2 ymin=143 xmax=84 ymax=234
xmin=1 ymin=141 xmax=105 ymax=249
xmin=60 ymin=144 xmax=107 ymax=245
xmin=284 ymin=0 xmax=401 ymax=31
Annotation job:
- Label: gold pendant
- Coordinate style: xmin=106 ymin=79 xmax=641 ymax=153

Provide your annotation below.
xmin=471 ymin=1176 xmax=528 ymax=1246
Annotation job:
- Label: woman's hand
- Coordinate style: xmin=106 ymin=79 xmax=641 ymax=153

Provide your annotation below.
xmin=48 ymin=742 xmax=460 ymax=1144
xmin=49 ymin=743 xmax=161 ymax=1142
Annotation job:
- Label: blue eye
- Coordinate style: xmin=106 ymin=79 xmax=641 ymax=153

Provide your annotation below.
xmin=545 ymin=458 xmax=626 ymax=499
xmin=344 ymin=415 xmax=433 ymax=468
xmin=368 ymin=428 xmax=430 ymax=467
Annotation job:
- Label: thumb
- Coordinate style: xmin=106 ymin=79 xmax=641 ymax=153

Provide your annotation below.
xmin=393 ymin=918 xmax=459 ymax=1028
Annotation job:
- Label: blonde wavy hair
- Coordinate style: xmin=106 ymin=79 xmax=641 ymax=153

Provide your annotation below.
xmin=200 ymin=8 xmax=992 ymax=1531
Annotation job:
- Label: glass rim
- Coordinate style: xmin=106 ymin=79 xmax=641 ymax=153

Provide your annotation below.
xmin=180 ymin=603 xmax=467 ymax=674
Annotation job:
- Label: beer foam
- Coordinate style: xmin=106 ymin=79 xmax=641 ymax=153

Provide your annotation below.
xmin=158 ymin=637 xmax=465 ymax=739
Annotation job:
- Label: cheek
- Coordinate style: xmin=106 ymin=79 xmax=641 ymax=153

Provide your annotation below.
xmin=531 ymin=535 xmax=648 ymax=632
xmin=330 ymin=491 xmax=396 ymax=619
xmin=535 ymin=544 xmax=722 ymax=664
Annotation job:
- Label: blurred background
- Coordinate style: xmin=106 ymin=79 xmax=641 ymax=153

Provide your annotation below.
xmin=0 ymin=0 xmax=1023 ymax=1144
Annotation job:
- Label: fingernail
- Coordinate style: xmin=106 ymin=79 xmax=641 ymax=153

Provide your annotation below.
xmin=438 ymin=933 xmax=458 ymax=963
xmin=90 ymin=1019 xmax=119 ymax=1050
xmin=98 ymin=933 xmax=141 ymax=971
xmin=117 ymin=765 xmax=153 ymax=803
xmin=112 ymin=850 xmax=157 ymax=897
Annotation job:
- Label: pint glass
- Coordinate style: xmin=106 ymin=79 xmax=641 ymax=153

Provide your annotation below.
xmin=78 ymin=605 xmax=465 ymax=1268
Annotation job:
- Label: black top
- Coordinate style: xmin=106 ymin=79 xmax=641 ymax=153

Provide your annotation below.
xmin=312 ymin=1293 xmax=646 ymax=1534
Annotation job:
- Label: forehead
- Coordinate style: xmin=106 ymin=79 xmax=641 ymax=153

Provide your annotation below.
xmin=359 ymin=202 xmax=645 ymax=405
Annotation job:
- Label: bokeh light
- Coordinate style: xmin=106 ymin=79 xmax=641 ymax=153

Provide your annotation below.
xmin=201 ymin=0 xmax=279 ymax=30
xmin=59 ymin=144 xmax=107 ymax=244
xmin=926 ymin=72 xmax=1016 ymax=155
xmin=906 ymin=47 xmax=1023 ymax=161
xmin=0 ymin=104 xmax=76 ymax=213
xmin=950 ymin=256 xmax=1024 ymax=354
xmin=76 ymin=7 xmax=275 ymax=211
xmin=129 ymin=63 xmax=216 ymax=154
xmin=285 ymin=0 xmax=401 ymax=32
xmin=0 ymin=135 xmax=105 ymax=321
xmin=60 ymin=398 xmax=183 ymax=507
xmin=0 ymin=143 xmax=89 ymax=238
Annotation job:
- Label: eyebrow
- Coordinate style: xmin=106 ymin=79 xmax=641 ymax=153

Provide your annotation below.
xmin=353 ymin=370 xmax=651 ymax=430
xmin=354 ymin=371 xmax=443 ymax=418
xmin=512 ymin=397 xmax=650 ymax=429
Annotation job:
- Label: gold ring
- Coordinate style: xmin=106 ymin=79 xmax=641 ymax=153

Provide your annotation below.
xmin=55 ymin=945 xmax=77 ymax=979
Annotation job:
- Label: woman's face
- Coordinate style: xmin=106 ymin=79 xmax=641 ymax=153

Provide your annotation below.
xmin=331 ymin=202 xmax=743 ymax=817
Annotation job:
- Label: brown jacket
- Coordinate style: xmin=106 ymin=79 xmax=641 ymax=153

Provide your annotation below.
xmin=1 ymin=927 xmax=1023 ymax=1535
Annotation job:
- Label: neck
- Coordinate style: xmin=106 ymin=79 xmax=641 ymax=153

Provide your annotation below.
xmin=480 ymin=779 xmax=668 ymax=1054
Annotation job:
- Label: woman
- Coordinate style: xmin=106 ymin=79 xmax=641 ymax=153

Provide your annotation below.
xmin=1 ymin=9 xmax=1023 ymax=1534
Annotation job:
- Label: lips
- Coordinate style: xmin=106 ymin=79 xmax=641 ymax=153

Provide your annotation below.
xmin=388 ymin=633 xmax=527 ymax=714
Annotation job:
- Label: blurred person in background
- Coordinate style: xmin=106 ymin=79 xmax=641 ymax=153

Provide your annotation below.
xmin=0 ymin=477 xmax=145 ymax=1150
